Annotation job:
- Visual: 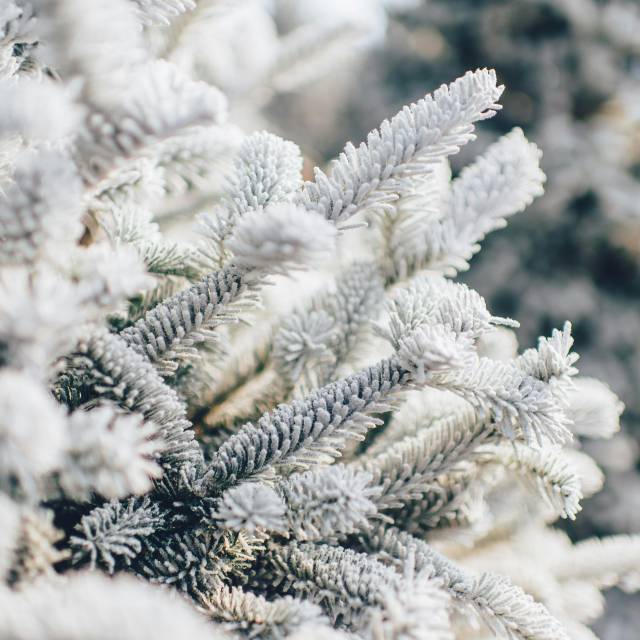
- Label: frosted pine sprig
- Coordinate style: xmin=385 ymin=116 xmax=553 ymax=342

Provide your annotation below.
xmin=300 ymin=69 xmax=503 ymax=225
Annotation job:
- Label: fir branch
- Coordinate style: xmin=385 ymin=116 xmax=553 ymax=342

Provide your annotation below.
xmin=480 ymin=442 xmax=583 ymax=520
xmin=0 ymin=149 xmax=83 ymax=266
xmin=197 ymin=357 xmax=412 ymax=492
xmin=195 ymin=131 xmax=303 ymax=268
xmin=279 ymin=465 xmax=380 ymax=541
xmin=129 ymin=0 xmax=196 ymax=26
xmin=556 ymin=535 xmax=640 ymax=592
xmin=6 ymin=507 xmax=67 ymax=587
xmin=299 ymin=69 xmax=503 ymax=225
xmin=212 ymin=483 xmax=287 ymax=534
xmin=358 ymin=410 xmax=497 ymax=513
xmin=136 ymin=529 xmax=267 ymax=595
xmin=273 ymin=261 xmax=385 ymax=388
xmin=225 ymin=131 xmax=302 ymax=217
xmin=256 ymin=541 xmax=405 ymax=629
xmin=77 ymin=61 xmax=227 ymax=182
xmin=426 ymin=127 xmax=545 ymax=275
xmin=70 ymin=496 xmax=165 ymax=573
xmin=59 ymin=405 xmax=163 ymax=501
xmin=361 ymin=525 xmax=570 ymax=640
xmin=62 ymin=330 xmax=202 ymax=475
xmin=200 ymin=584 xmax=328 ymax=639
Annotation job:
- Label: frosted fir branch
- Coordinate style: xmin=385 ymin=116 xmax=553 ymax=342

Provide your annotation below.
xmin=212 ymin=483 xmax=287 ymax=534
xmin=97 ymin=204 xmax=198 ymax=279
xmin=258 ymin=541 xmax=405 ymax=629
xmin=377 ymin=277 xmax=516 ymax=353
xmin=0 ymin=77 xmax=84 ymax=140
xmin=77 ymin=61 xmax=227 ymax=182
xmin=479 ymin=442 xmax=583 ymax=520
xmin=372 ymin=160 xmax=449 ymax=284
xmin=388 ymin=467 xmax=486 ymax=534
xmin=358 ymin=408 xmax=497 ymax=513
xmin=195 ymin=132 xmax=303 ymax=268
xmin=268 ymin=21 xmax=366 ymax=93
xmin=556 ymin=535 xmax=640 ymax=593
xmin=272 ymin=307 xmax=337 ymax=387
xmin=0 ymin=269 xmax=85 ymax=372
xmin=196 ymin=358 xmax=411 ymax=493
xmin=59 ymin=405 xmax=163 ymax=501
xmin=225 ymin=132 xmax=302 ymax=217
xmin=367 ymin=572 xmax=454 ymax=640
xmin=0 ymin=369 xmax=68 ymax=499
xmin=279 ymin=465 xmax=380 ymax=541
xmin=129 ymin=0 xmax=196 ymax=26
xmin=136 ymin=529 xmax=266 ymax=595
xmin=69 ymin=243 xmax=153 ymax=309
xmin=88 ymin=156 xmax=165 ymax=210
xmin=200 ymin=584 xmax=329 ymax=639
xmin=61 ymin=330 xmax=202 ymax=475
xmin=565 ymin=377 xmax=623 ymax=439
xmin=121 ymin=205 xmax=336 ymax=373
xmin=71 ymin=497 xmax=165 ymax=573
xmin=363 ymin=390 xmax=478 ymax=459
xmin=272 ymin=261 xmax=385 ymax=388
xmin=516 ymin=322 xmax=579 ymax=390
xmin=155 ymin=124 xmax=243 ymax=196
xmin=299 ymin=69 xmax=503 ymax=225
xmin=362 ymin=525 xmax=569 ymax=640
xmin=429 ymin=356 xmax=573 ymax=447
xmin=226 ymin=204 xmax=337 ymax=274
xmin=5 ymin=506 xmax=67 ymax=587
xmin=0 ymin=572 xmax=223 ymax=640
xmin=428 ymin=128 xmax=546 ymax=275
xmin=0 ymin=149 xmax=83 ymax=266
xmin=119 ymin=265 xmax=248 ymax=370
xmin=31 ymin=0 xmax=148 ymax=91
xmin=197 ymin=285 xmax=487 ymax=492
xmin=395 ymin=325 xmax=476 ymax=381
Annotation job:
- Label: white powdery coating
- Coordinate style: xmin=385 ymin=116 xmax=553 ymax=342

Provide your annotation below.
xmin=566 ymin=377 xmax=623 ymax=439
xmin=0 ymin=78 xmax=84 ymax=140
xmin=396 ymin=325 xmax=475 ymax=381
xmin=0 ymin=572 xmax=223 ymax=640
xmin=227 ymin=203 xmax=337 ymax=272
xmin=214 ymin=483 xmax=287 ymax=533
xmin=0 ymin=369 xmax=67 ymax=494
xmin=60 ymin=406 xmax=163 ymax=500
